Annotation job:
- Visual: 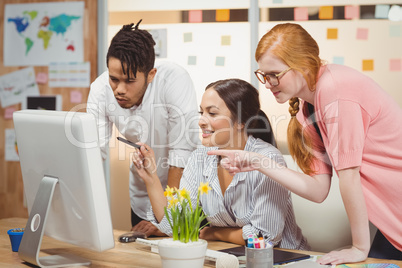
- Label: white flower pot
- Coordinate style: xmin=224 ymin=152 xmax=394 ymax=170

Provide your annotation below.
xmin=158 ymin=238 xmax=208 ymax=268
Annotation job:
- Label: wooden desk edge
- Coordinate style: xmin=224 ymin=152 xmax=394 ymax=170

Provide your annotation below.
xmin=1 ymin=218 xmax=401 ymax=267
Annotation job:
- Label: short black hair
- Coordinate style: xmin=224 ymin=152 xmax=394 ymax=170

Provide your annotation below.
xmin=106 ymin=19 xmax=156 ymax=79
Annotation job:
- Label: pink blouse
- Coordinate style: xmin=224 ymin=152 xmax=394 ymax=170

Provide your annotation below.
xmin=297 ymin=64 xmax=402 ymax=251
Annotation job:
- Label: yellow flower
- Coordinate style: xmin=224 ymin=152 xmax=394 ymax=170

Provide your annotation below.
xmin=178 ymin=188 xmax=190 ymax=200
xmin=198 ymin=182 xmax=212 ymax=195
xmin=168 ymin=198 xmax=179 ymax=209
xmin=164 ymin=185 xmax=175 ymax=198
xmin=163 ymin=182 xmax=210 ymax=243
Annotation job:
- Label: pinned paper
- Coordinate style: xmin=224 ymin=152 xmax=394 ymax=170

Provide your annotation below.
xmin=362 ymin=59 xmax=374 ymax=71
xmin=5 ymin=129 xmax=19 ymax=161
xmin=390 ymin=59 xmax=401 ymax=71
xmin=215 ymin=57 xmax=225 ymax=66
xmin=345 ymin=6 xmax=360 ymax=20
xmin=327 ymin=28 xmax=338 ymax=39
xmin=148 ymin=29 xmax=167 ymax=58
xmin=36 ymin=72 xmax=48 ymax=84
xmin=216 ymin=9 xmax=230 ymax=22
xmin=319 ymin=6 xmax=334 ymax=20
xmin=70 ymin=90 xmax=82 ymax=103
xmin=183 ymin=32 xmax=192 ymax=43
xmin=333 ymin=57 xmax=344 ymax=65
xmin=375 ymin=5 xmax=390 ymax=19
xmin=221 ymin=35 xmax=231 ymax=46
xmin=4 ymin=107 xmax=16 ymax=119
xmin=188 ymin=56 xmax=197 ymax=65
xmin=294 ymin=7 xmax=308 ymax=21
xmin=189 ymin=10 xmax=202 ymax=23
xmin=48 ymin=62 xmax=90 ymax=88
xmin=0 ymin=67 xmax=39 ymax=108
xmin=356 ymin=28 xmax=369 ymax=40
xmin=390 ymin=25 xmax=401 ymax=37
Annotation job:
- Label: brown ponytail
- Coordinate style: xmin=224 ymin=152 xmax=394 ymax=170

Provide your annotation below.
xmin=287 ymin=98 xmax=315 ymax=175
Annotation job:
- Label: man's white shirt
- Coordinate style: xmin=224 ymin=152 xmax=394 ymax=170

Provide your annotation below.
xmin=87 ymin=61 xmax=200 ymax=219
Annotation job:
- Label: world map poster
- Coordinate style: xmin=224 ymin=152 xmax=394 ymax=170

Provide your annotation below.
xmin=4 ymin=1 xmax=84 ymax=66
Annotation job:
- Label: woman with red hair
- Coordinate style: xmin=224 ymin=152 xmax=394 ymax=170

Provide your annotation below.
xmin=209 ymin=23 xmax=402 ymax=264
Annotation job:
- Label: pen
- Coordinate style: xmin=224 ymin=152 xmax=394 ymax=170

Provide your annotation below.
xmin=247 ymin=237 xmax=254 ymax=248
xmin=253 ymin=238 xmax=260 ymax=248
xmin=258 ymin=237 xmax=265 ymax=249
xmin=247 ymin=235 xmax=254 ymax=248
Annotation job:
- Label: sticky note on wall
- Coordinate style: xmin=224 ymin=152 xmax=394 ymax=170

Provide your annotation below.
xmin=390 ymin=25 xmax=401 ymax=37
xmin=36 ymin=72 xmax=48 ymax=84
xmin=188 ymin=56 xmax=197 ymax=65
xmin=189 ymin=10 xmax=202 ymax=23
xmin=327 ymin=28 xmax=338 ymax=39
xmin=333 ymin=56 xmax=344 ymax=65
xmin=70 ymin=91 xmax=82 ymax=103
xmin=375 ymin=5 xmax=390 ymax=19
xmin=216 ymin=57 xmax=225 ymax=66
xmin=356 ymin=28 xmax=368 ymax=40
xmin=4 ymin=107 xmax=16 ymax=120
xmin=294 ymin=7 xmax=308 ymax=21
xmin=221 ymin=35 xmax=231 ymax=46
xmin=362 ymin=59 xmax=374 ymax=71
xmin=216 ymin=9 xmax=230 ymax=22
xmin=390 ymin=59 xmax=401 ymax=71
xmin=183 ymin=32 xmax=192 ymax=42
xmin=345 ymin=5 xmax=360 ymax=19
xmin=319 ymin=6 xmax=334 ymax=20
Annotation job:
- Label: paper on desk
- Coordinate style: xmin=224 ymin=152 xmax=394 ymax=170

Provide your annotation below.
xmin=336 ymin=264 xmax=399 ymax=268
xmin=281 ymin=259 xmax=333 ymax=267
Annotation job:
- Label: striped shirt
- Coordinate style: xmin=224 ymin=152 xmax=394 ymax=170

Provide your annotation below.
xmin=148 ymin=136 xmax=310 ymax=250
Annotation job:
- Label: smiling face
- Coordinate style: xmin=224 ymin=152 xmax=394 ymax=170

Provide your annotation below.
xmin=108 ymin=57 xmax=156 ymax=108
xmin=198 ymin=88 xmax=245 ymax=149
xmin=257 ymin=51 xmax=309 ymax=104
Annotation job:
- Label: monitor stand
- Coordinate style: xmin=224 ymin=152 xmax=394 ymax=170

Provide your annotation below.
xmin=18 ymin=176 xmax=91 ymax=267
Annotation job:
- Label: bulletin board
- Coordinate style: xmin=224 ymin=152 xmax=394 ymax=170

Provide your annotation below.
xmin=0 ymin=0 xmax=98 ymax=219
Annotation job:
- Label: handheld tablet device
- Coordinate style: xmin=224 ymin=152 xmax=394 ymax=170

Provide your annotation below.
xmin=117 ymin=136 xmax=141 ymax=149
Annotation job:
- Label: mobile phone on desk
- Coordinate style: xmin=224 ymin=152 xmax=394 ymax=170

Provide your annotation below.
xmin=117 ymin=137 xmax=141 ymax=149
xmin=118 ymin=231 xmax=147 ymax=243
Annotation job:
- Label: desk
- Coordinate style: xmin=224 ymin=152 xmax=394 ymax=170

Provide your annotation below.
xmin=1 ymin=218 xmax=401 ymax=267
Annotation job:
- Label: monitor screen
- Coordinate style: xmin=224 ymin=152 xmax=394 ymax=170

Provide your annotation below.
xmin=13 ymin=110 xmax=114 ymax=267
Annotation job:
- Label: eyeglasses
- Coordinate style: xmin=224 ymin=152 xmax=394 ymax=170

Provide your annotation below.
xmin=254 ymin=67 xmax=292 ymax=86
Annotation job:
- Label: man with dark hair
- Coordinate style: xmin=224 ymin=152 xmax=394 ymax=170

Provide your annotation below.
xmin=87 ymin=20 xmax=199 ymax=236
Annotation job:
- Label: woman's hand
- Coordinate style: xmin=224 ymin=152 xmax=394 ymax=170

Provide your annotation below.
xmin=199 ymin=226 xmax=215 ymax=241
xmin=132 ymin=143 xmax=167 ymax=221
xmin=132 ymin=143 xmax=158 ymax=186
xmin=318 ymin=246 xmax=368 ymax=265
xmin=207 ymin=150 xmax=265 ymax=175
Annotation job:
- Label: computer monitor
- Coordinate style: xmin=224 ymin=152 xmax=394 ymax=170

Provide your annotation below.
xmin=13 ymin=110 xmax=115 ymax=267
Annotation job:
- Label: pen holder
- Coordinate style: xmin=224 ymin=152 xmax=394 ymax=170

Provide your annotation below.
xmin=7 ymin=228 xmax=24 ymax=252
xmin=245 ymin=245 xmax=273 ymax=268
